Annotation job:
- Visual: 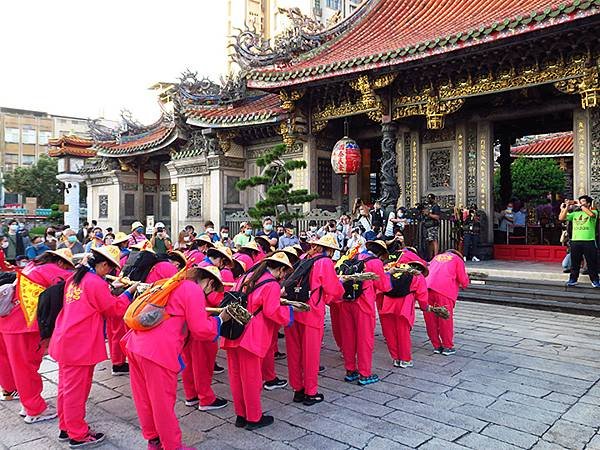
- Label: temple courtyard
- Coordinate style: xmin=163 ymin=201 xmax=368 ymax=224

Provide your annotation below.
xmin=1 ymin=301 xmax=600 ymax=450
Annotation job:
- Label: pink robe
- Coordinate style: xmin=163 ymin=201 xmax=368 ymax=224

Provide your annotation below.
xmin=0 ymin=262 xmax=71 ymax=416
xmin=424 ymin=252 xmax=469 ymax=349
xmin=145 ymin=261 xmax=178 ymax=284
xmin=123 ymin=280 xmax=219 ymax=449
xmin=286 ymin=255 xmax=344 ymax=395
xmin=338 ymin=252 xmax=391 ymax=377
xmin=380 ymin=275 xmax=428 ymax=361
xmin=398 ymin=249 xmax=428 ymax=266
xmin=223 ymin=271 xmax=291 ymax=422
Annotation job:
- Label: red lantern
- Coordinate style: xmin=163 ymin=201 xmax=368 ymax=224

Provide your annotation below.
xmin=331 ymin=136 xmax=361 ymax=195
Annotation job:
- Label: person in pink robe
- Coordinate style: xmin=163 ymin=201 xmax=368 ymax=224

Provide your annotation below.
xmin=285 ymin=237 xmax=344 ymax=405
xmin=424 ymin=250 xmax=470 ymax=355
xmin=145 ymin=260 xmax=178 ymax=284
xmin=398 ymin=247 xmax=427 ymax=265
xmin=184 ymin=235 xmax=214 ymax=266
xmin=222 ymin=253 xmax=296 ymax=430
xmin=380 ymin=262 xmax=429 ymax=367
xmin=49 ymin=246 xmax=135 ymax=447
xmin=338 ymin=240 xmax=391 ymax=385
xmin=123 ymin=266 xmax=229 ymax=450
xmin=181 ymin=248 xmax=232 ymax=411
xmin=0 ymin=251 xmax=73 ymax=423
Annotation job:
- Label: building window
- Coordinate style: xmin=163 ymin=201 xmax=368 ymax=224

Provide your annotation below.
xmin=38 ymin=131 xmax=51 ymax=145
xmin=4 ymin=128 xmax=19 ymax=143
xmin=226 ymin=176 xmax=240 ymax=204
xmin=99 ymin=195 xmax=108 ymax=218
xmin=124 ymin=194 xmax=135 ymax=216
xmin=22 ymin=155 xmax=35 ymax=166
xmin=144 ymin=195 xmax=155 ymax=215
xmin=317 ymin=157 xmax=333 ymax=199
xmin=187 ymin=188 xmax=202 ymax=218
xmin=22 ymin=128 xmax=36 ymax=145
xmin=326 ymin=0 xmax=340 ymax=9
xmin=161 ymin=194 xmax=170 ymax=218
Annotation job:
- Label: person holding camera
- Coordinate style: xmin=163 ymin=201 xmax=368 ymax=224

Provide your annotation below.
xmin=462 ymin=205 xmax=481 ymax=262
xmin=151 ymin=222 xmax=172 ymax=255
xmin=559 ymin=195 xmax=599 ymax=288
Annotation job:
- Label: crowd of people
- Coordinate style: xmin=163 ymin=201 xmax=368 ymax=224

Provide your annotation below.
xmin=0 ymin=203 xmax=471 ymax=450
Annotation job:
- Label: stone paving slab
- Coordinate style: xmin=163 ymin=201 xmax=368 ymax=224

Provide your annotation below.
xmin=2 ymin=301 xmax=600 ymax=449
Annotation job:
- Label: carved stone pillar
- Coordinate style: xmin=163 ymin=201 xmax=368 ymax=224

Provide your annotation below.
xmin=573 ymin=109 xmax=591 ymax=198
xmin=379 ymin=122 xmax=400 ymax=212
xmin=590 ymin=109 xmax=600 ymax=201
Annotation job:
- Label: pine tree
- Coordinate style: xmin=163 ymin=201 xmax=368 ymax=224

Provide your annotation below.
xmin=236 ymin=143 xmax=317 ymax=225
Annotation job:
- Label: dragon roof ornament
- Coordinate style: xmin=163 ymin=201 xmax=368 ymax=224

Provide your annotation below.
xmin=176 ymin=69 xmax=247 ymax=107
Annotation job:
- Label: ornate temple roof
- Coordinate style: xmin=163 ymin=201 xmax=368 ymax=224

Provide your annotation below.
xmin=48 ymin=135 xmax=96 ymax=158
xmin=246 ymin=0 xmax=600 ymax=88
xmin=89 ymin=112 xmax=179 ymax=158
xmin=511 ymin=132 xmax=573 ymax=158
xmin=184 ymin=93 xmax=286 ymax=128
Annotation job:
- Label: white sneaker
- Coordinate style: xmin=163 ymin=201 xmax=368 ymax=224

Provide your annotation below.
xmin=399 ymin=360 xmax=414 ymax=369
xmin=19 ymin=405 xmax=26 ymax=417
xmin=472 ymin=256 xmax=480 ymax=262
xmin=463 ymin=256 xmax=467 ymax=261
xmin=24 ymin=405 xmax=57 ymax=424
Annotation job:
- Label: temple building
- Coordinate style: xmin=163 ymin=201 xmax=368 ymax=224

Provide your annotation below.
xmin=76 ymin=0 xmax=600 ymax=260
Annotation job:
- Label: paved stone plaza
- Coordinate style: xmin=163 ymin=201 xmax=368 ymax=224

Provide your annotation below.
xmin=1 ymin=301 xmax=600 ymax=449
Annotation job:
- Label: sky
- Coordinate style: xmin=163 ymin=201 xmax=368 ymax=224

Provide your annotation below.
xmin=0 ymin=0 xmax=227 ymax=123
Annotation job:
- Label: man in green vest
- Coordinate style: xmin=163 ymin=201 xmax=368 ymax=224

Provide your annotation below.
xmin=559 ymin=195 xmax=599 ymax=288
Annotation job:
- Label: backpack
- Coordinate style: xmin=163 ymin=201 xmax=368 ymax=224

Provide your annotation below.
xmin=283 ymin=255 xmax=327 ymax=303
xmin=219 ymin=278 xmax=278 ymax=340
xmin=37 ymin=280 xmax=66 ymax=340
xmin=337 ymin=255 xmax=377 ymax=301
xmin=123 ymin=267 xmax=188 ymax=331
xmin=385 ymin=272 xmax=414 ymax=298
xmin=0 ymin=281 xmax=17 ymax=317
xmin=122 ymin=250 xmax=159 ymax=282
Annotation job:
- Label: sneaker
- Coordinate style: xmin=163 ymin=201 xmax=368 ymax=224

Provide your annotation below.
xmin=592 ymin=281 xmax=600 ymax=288
xmin=563 ymin=269 xmax=571 ymax=273
xmin=392 ymin=359 xmax=402 ymax=368
xmin=19 ymin=405 xmax=26 ymax=417
xmin=24 ymin=405 xmax=57 ymax=424
xmin=433 ymin=347 xmax=443 ymax=354
xmin=277 ymin=332 xmax=284 ymax=339
xmin=344 ymin=371 xmax=359 ymax=382
xmin=566 ymin=279 xmax=578 ymax=287
xmin=463 ymin=256 xmax=467 ymax=262
xmin=358 ymin=374 xmax=380 ymax=386
xmin=245 ymin=414 xmax=274 ymax=430
xmin=293 ymin=390 xmax=305 ymax=403
xmin=199 ymin=397 xmax=227 ymax=411
xmin=318 ymin=365 xmax=326 ymax=373
xmin=59 ymin=430 xmax=69 ymax=442
xmin=263 ymin=377 xmax=288 ymax=391
xmin=399 ymin=360 xmax=414 ymax=368
xmin=184 ymin=397 xmax=199 ymax=407
xmin=69 ymin=432 xmax=105 ymax=448
xmin=235 ymin=416 xmax=247 ymax=428
xmin=274 ymin=351 xmax=286 ymax=360
xmin=0 ymin=390 xmax=18 ymax=401
xmin=472 ymin=256 xmax=480 ymax=262
xmin=147 ymin=437 xmax=161 ymax=450
xmin=213 ymin=363 xmax=225 ymax=375
xmin=303 ymin=393 xmax=324 ymax=406
xmin=441 ymin=348 xmax=456 ymax=356
xmin=111 ymin=363 xmax=129 ymax=376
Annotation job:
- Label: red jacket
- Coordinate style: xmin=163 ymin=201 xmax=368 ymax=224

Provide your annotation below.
xmin=426 ymin=252 xmax=469 ymax=302
xmin=381 ymin=274 xmax=428 ymax=328
xmin=222 ymin=271 xmax=291 ymax=358
xmin=122 ymin=280 xmax=220 ymax=373
xmin=49 ymin=271 xmax=130 ymax=365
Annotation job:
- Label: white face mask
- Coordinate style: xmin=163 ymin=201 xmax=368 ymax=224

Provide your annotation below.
xmin=309 ymin=226 xmax=317 ymax=232
xmin=183 ymin=236 xmax=190 ymax=242
xmin=221 ymin=232 xmax=229 ymax=238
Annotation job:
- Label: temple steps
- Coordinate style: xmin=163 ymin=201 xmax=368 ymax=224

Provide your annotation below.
xmin=459 ymin=276 xmax=600 ymax=315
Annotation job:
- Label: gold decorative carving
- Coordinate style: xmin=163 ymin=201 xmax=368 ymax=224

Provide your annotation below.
xmin=278 ymin=120 xmax=296 ymax=149
xmin=311 ymin=74 xmax=395 ymax=130
xmin=411 ymin=136 xmax=418 ymax=206
xmin=479 ymin=132 xmax=488 ymax=212
xmin=216 ymin=130 xmax=237 ymax=154
xmin=278 ymin=90 xmax=305 ymax=112
xmin=393 ymin=90 xmax=464 ymax=129
xmin=555 ymin=65 xmax=600 ymax=109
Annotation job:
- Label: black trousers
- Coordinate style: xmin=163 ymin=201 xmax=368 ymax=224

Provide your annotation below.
xmin=570 ymin=240 xmax=599 ymax=282
xmin=463 ymin=233 xmax=480 ymax=260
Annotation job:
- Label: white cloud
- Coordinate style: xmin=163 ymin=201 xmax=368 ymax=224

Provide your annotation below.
xmin=0 ymin=0 xmax=226 ymax=123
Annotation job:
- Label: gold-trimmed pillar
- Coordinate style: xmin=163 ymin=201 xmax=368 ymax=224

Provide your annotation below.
xmin=477 ymin=121 xmax=493 ymax=242
xmin=410 ymin=131 xmax=420 ymax=206
xmin=573 ymin=108 xmax=591 ymax=198
xmin=455 ymin=123 xmax=467 ymax=208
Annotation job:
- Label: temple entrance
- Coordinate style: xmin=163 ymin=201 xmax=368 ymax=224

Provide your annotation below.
xmin=491 ymin=103 xmax=574 ymax=262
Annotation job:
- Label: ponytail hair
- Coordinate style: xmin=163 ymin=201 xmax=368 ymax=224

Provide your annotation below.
xmin=240 ymin=259 xmax=286 ymax=293
xmin=72 ymin=253 xmax=115 ymax=286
